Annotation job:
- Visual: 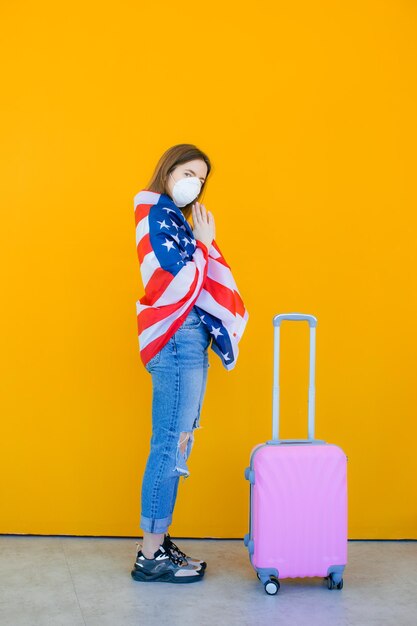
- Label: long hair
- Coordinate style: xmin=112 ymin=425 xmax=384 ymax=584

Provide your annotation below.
xmin=145 ymin=144 xmax=212 ymax=222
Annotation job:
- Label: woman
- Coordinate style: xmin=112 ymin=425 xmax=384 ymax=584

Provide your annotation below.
xmin=131 ymin=144 xmax=248 ymax=584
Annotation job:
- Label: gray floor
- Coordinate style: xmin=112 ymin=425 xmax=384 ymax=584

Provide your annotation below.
xmin=0 ymin=537 xmax=416 ymax=626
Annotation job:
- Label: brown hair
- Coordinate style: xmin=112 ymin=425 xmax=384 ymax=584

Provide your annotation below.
xmin=145 ymin=143 xmax=212 ymax=222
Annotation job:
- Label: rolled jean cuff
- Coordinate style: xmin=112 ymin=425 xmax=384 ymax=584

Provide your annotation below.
xmin=140 ymin=513 xmax=172 ymax=534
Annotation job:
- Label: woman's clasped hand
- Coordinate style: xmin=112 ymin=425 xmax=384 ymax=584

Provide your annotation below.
xmin=191 ymin=202 xmax=215 ymax=250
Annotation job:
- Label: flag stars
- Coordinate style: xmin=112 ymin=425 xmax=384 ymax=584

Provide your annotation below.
xmin=221 ymin=351 xmax=231 ymax=361
xmin=157 ymin=219 xmax=170 ymax=229
xmin=162 ymin=207 xmax=177 ymax=215
xmin=162 ymin=238 xmax=176 ymax=252
xmin=209 ymin=326 xmax=223 ymax=339
xmin=170 ymin=219 xmax=180 ymax=230
xmin=172 ymin=233 xmax=181 ymax=245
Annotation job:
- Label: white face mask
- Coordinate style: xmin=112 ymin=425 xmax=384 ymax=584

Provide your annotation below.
xmin=170 ymin=172 xmax=202 ymax=207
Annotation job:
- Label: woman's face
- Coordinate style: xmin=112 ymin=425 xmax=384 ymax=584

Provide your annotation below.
xmin=166 ymin=159 xmax=208 ymax=200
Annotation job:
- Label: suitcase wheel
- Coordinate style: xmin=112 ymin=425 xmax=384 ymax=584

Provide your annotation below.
xmin=326 ymin=575 xmax=344 ymax=590
xmin=264 ymin=576 xmax=280 ymax=595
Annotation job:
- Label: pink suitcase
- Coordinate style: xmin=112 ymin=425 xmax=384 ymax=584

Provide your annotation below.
xmin=244 ymin=313 xmax=348 ymax=595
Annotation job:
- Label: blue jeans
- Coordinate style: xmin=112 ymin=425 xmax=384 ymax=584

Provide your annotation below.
xmin=140 ymin=306 xmax=211 ymax=534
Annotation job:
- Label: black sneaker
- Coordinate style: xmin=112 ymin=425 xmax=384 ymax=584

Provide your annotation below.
xmin=131 ymin=544 xmax=205 ymax=584
xmin=162 ymin=533 xmax=207 ymax=571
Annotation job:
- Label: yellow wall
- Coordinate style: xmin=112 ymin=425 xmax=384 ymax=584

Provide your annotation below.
xmin=1 ymin=0 xmax=416 ymax=539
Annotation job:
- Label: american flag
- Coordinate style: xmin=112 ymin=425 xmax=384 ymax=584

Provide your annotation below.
xmin=134 ymin=189 xmax=249 ymax=370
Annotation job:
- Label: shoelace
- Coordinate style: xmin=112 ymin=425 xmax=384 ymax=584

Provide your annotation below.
xmin=166 ymin=546 xmax=187 ymax=565
xmin=135 ymin=540 xmax=186 ymax=566
xmin=165 ymin=535 xmax=187 ymax=560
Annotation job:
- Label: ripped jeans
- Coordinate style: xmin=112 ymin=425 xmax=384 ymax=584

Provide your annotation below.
xmin=140 ymin=306 xmax=211 ymax=534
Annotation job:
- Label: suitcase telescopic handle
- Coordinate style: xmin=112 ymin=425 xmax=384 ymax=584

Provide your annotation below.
xmin=271 ymin=313 xmax=318 ymax=443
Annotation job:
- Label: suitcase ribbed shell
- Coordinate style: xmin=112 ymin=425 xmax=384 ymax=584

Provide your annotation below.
xmin=251 ymin=443 xmax=347 ymax=578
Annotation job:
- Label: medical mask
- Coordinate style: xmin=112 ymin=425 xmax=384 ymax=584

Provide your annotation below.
xmin=170 ymin=172 xmax=202 ymax=207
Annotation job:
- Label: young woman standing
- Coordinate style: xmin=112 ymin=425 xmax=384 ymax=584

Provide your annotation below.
xmin=132 ymin=144 xmax=248 ymax=584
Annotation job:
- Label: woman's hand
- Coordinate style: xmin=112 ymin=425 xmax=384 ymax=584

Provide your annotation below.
xmin=192 ymin=202 xmax=215 ymax=250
